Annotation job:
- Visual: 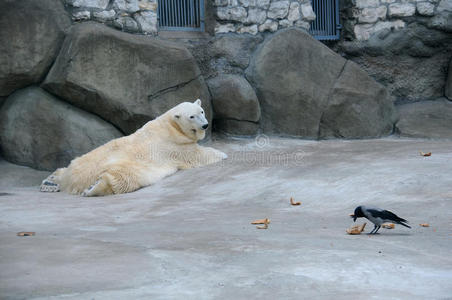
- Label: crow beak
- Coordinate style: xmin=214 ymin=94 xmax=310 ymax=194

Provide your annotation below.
xmin=353 ymin=216 xmax=357 ymax=222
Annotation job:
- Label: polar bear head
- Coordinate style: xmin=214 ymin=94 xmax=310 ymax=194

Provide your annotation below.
xmin=172 ymin=99 xmax=208 ymax=141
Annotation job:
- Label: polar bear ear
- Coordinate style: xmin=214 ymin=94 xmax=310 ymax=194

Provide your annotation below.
xmin=174 ymin=114 xmax=180 ymax=119
xmin=194 ymin=99 xmax=202 ymax=106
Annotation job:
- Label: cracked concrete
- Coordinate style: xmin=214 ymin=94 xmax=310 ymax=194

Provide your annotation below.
xmin=1 ymin=137 xmax=452 ymax=299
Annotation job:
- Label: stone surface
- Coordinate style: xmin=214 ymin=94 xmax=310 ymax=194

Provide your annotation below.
xmin=207 ymin=75 xmax=260 ymax=122
xmin=245 ymin=8 xmax=267 ymax=24
xmin=113 ymin=0 xmax=140 ymax=13
xmin=134 ymin=11 xmax=158 ymax=33
xmin=354 ymin=20 xmax=405 ymax=40
xmin=396 ymin=98 xmax=452 ymax=139
xmin=216 ymin=6 xmax=247 ymax=22
xmin=301 ymin=3 xmax=316 ymax=21
xmin=0 ymin=86 xmax=123 ymax=171
xmin=355 ymin=0 xmax=380 ymax=8
xmin=67 ymin=0 xmax=109 ymax=9
xmin=267 ymin=1 xmax=290 ymax=19
xmin=342 ymin=22 xmax=452 ymax=101
xmin=388 ymin=3 xmax=416 ymax=17
xmin=93 ymin=10 xmax=116 ymax=22
xmin=446 ymin=58 xmax=452 ymax=100
xmin=211 ymin=34 xmax=263 ymax=69
xmin=416 ymin=2 xmax=435 ymax=16
xmin=437 ymin=0 xmax=452 ymax=12
xmin=246 ymin=28 xmax=346 ymax=137
xmin=72 ymin=10 xmax=91 ymax=20
xmin=258 ymin=19 xmax=279 ymax=32
xmin=247 ymin=28 xmax=396 ymax=138
xmin=42 ymin=22 xmax=211 ymax=135
xmin=287 ymin=2 xmax=301 ymax=22
xmin=0 ymin=0 xmax=71 ymax=97
xmin=1 ymin=138 xmax=452 ymax=299
xmin=214 ymin=119 xmax=259 ymax=135
xmin=215 ymin=23 xmax=236 ymax=33
xmin=238 ymin=24 xmax=259 ymax=34
xmin=319 ymin=61 xmax=397 ymax=138
xmin=113 ymin=16 xmax=140 ymax=32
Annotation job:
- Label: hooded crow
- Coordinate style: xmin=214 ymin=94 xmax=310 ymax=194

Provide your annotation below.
xmin=351 ymin=206 xmax=411 ymax=234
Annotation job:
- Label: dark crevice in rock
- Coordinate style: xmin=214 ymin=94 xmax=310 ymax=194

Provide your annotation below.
xmin=317 ymin=60 xmax=349 ymax=139
xmin=147 ymin=74 xmax=202 ymax=102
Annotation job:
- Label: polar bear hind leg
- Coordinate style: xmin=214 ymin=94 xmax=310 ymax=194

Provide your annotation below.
xmin=40 ymin=168 xmax=66 ymax=193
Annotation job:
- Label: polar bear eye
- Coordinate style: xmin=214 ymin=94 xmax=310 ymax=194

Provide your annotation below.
xmin=190 ymin=116 xmax=194 ymax=119
xmin=201 ymin=111 xmax=204 ymax=114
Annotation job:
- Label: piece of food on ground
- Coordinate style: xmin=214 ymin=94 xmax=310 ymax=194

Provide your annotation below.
xmin=382 ymin=223 xmax=395 ymax=229
xmin=346 ymin=223 xmax=367 ymax=235
xmin=290 ymin=197 xmax=301 ymax=206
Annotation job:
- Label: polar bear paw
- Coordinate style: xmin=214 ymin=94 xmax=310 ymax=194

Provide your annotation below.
xmin=40 ymin=175 xmax=60 ymax=193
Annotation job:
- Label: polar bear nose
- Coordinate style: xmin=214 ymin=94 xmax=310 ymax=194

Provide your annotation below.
xmin=202 ymin=123 xmax=208 ymax=130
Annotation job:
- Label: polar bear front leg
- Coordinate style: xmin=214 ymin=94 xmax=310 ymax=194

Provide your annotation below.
xmin=195 ymin=146 xmax=228 ymax=167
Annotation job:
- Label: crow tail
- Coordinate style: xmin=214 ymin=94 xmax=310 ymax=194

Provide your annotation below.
xmin=398 ymin=221 xmax=411 ymax=229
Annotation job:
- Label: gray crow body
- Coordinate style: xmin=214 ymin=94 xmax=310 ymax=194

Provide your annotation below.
xmin=352 ymin=206 xmax=411 ymax=234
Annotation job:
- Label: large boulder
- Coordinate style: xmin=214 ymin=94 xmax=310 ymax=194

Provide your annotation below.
xmin=0 ymin=0 xmax=71 ymax=97
xmin=446 ymin=58 xmax=452 ymax=100
xmin=42 ymin=22 xmax=211 ymax=135
xmin=246 ymin=28 xmax=396 ymax=138
xmin=0 ymin=87 xmax=123 ymax=171
xmin=208 ymin=74 xmax=261 ymax=135
xmin=319 ymin=61 xmax=396 ymax=138
xmin=395 ymin=98 xmax=452 ymax=139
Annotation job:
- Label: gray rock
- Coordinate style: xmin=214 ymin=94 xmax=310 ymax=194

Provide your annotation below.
xmin=113 ymin=0 xmax=140 ymax=13
xmin=396 ymin=99 xmax=452 ymax=139
xmin=246 ymin=28 xmax=346 ymax=138
xmin=319 ymin=61 xmax=397 ymax=138
xmin=211 ymin=34 xmax=263 ymax=69
xmin=214 ymin=119 xmax=259 ymax=136
xmin=113 ymin=16 xmax=140 ymax=32
xmin=0 ymin=86 xmax=123 ymax=171
xmin=67 ymin=0 xmax=109 ymax=9
xmin=0 ymin=0 xmax=71 ymax=97
xmin=207 ymin=75 xmax=260 ymax=122
xmin=93 ymin=10 xmax=116 ymax=22
xmin=267 ymin=1 xmax=290 ymax=19
xmin=134 ymin=11 xmax=158 ymax=33
xmin=446 ymin=58 xmax=452 ymax=100
xmin=247 ymin=28 xmax=396 ymax=138
xmin=42 ymin=22 xmax=211 ymax=135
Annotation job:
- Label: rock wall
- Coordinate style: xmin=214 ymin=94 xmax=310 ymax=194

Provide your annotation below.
xmin=345 ymin=0 xmax=451 ymax=41
xmin=65 ymin=0 xmax=158 ymax=34
xmin=338 ymin=0 xmax=452 ymax=102
xmin=213 ymin=0 xmax=316 ymax=34
xmin=63 ymin=0 xmax=316 ymax=35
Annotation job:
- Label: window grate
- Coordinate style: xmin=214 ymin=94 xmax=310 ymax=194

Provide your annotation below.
xmin=309 ymin=0 xmax=341 ymax=40
xmin=158 ymin=0 xmax=205 ymax=31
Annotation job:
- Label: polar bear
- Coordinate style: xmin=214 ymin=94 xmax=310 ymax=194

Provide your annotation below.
xmin=40 ymin=99 xmax=227 ymax=196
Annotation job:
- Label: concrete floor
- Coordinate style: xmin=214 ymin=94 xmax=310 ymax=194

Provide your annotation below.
xmin=1 ymin=137 xmax=452 ymax=300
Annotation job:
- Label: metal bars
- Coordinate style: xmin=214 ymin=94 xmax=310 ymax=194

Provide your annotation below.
xmin=158 ymin=0 xmax=205 ymax=31
xmin=309 ymin=0 xmax=341 ymax=40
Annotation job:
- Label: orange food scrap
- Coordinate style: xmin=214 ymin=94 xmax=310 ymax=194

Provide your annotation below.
xmin=420 ymin=151 xmax=432 ymax=157
xmin=419 ymin=223 xmax=430 ymax=227
xmin=346 ymin=223 xmax=367 ymax=235
xmin=17 ymin=232 xmax=35 ymax=236
xmin=251 ymin=218 xmax=270 ymax=225
xmin=254 ymin=218 xmax=270 ymax=229
xmin=290 ymin=197 xmax=301 ymax=206
xmin=382 ymin=223 xmax=395 ymax=229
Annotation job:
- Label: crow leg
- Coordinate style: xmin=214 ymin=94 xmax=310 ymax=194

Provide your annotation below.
xmin=369 ymin=224 xmax=378 ymax=234
xmin=373 ymin=225 xmax=381 ymax=234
